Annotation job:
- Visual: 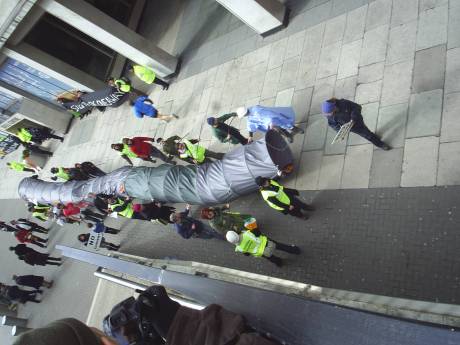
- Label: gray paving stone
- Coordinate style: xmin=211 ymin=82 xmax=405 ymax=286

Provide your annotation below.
xmin=376 ymin=103 xmax=408 ymax=148
xmin=278 ymin=56 xmax=301 ymax=91
xmin=406 ymin=89 xmax=443 ymax=138
xmin=310 ymin=76 xmax=336 ymax=114
xmin=260 ymin=97 xmax=275 ymax=107
xmin=317 ymin=41 xmax=342 ymax=79
xmin=325 ymin=126 xmax=347 ymax=155
xmin=381 ymin=60 xmax=413 ymax=106
xmin=369 ymin=147 xmax=403 ymax=187
xmin=302 ymin=1 xmax=333 ymax=29
xmin=348 ymin=102 xmax=380 ymax=145
xmin=285 ymin=30 xmax=307 ymax=60
xmin=334 ymin=76 xmax=357 ymax=100
xmin=445 ymin=47 xmax=460 ymax=95
xmin=401 ymin=136 xmax=439 ymax=187
xmin=303 ymin=114 xmax=328 ymax=151
xmin=337 ymin=39 xmax=362 ymax=79
xmin=416 ymin=5 xmax=448 ymax=51
xmin=412 ymin=44 xmax=446 ymax=93
xmin=355 ymin=79 xmax=382 ymax=104
xmin=448 ymin=3 xmax=460 ymax=49
xmin=341 ymin=144 xmax=373 ymax=188
xmin=303 ymin=22 xmax=325 ymax=54
xmin=275 ymin=87 xmax=295 ymax=107
xmin=292 ymin=87 xmax=313 ymax=123
xmin=391 ymin=0 xmax=419 ymax=27
xmin=244 ymin=63 xmax=267 ymax=101
xmin=296 ymin=51 xmax=320 ymax=90
xmin=318 ymin=154 xmax=345 ymax=189
xmin=343 ymin=5 xmax=367 ymax=44
xmin=260 ymin=66 xmax=282 ymax=100
xmin=440 ymin=91 xmax=460 ymax=142
xmin=357 ymin=62 xmax=384 ymax=83
xmin=267 ymin=37 xmax=288 ymax=70
xmin=331 ymin=0 xmax=367 ymax=17
xmin=419 ymin=0 xmax=448 ymax=12
xmin=437 ymin=141 xmax=460 ymax=185
xmin=323 ymin=13 xmax=347 ymax=46
xmin=198 ymin=87 xmax=212 ymax=113
xmin=360 ymin=24 xmax=389 ymax=67
xmin=296 ymin=150 xmax=323 ymax=190
xmin=386 ymin=20 xmax=417 ymax=65
xmin=365 ymin=0 xmax=392 ymax=31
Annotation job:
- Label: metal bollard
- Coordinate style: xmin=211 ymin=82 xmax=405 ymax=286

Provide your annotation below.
xmin=2 ymin=315 xmax=28 ymax=327
xmin=11 ymin=325 xmax=31 ymax=336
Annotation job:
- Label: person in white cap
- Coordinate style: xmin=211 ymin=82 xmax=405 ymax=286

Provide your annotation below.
xmin=225 ymin=226 xmax=300 ymax=267
xmin=236 ymin=106 xmax=304 ymax=143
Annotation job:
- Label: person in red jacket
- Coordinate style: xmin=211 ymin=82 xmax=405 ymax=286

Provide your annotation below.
xmin=116 ymin=137 xmax=175 ymax=165
xmin=14 ymin=229 xmax=48 ymax=248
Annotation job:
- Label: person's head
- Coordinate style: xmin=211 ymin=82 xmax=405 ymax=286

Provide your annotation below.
xmin=127 ymin=65 xmax=134 ymax=73
xmin=226 ymin=231 xmax=241 ymax=245
xmin=176 ymin=142 xmax=186 ymax=153
xmin=22 ymin=150 xmax=30 ymax=158
xmin=121 ymin=138 xmax=132 ymax=145
xmin=106 ymin=77 xmax=115 ymax=86
xmin=27 ymin=205 xmax=35 ymax=212
xmin=51 ymin=176 xmax=58 ymax=181
xmin=86 ymin=223 xmax=93 ymax=229
xmin=321 ymin=98 xmax=336 ymax=116
xmin=10 ymin=220 xmax=17 ymax=225
xmin=156 ymin=137 xmax=165 ymax=145
xmin=111 ymin=143 xmax=123 ymax=151
xmin=50 ymin=167 xmax=58 ymax=174
xmin=108 ymin=197 xmax=117 ymax=204
xmin=13 ymin=318 xmax=117 ymax=345
xmin=200 ymin=208 xmax=215 ymax=220
xmin=255 ymin=176 xmax=269 ymax=188
xmin=207 ymin=117 xmax=217 ymax=127
xmin=77 ymin=234 xmax=87 ymax=243
xmin=6 ymin=162 xmax=11 ymax=167
xmin=169 ymin=212 xmax=181 ymax=223
xmin=236 ymin=107 xmax=248 ymax=118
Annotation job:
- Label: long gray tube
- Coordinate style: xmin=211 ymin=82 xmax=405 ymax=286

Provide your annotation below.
xmin=18 ymin=130 xmax=292 ymax=205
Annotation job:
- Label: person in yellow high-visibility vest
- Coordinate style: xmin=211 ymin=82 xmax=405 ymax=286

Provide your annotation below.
xmin=127 ymin=64 xmax=170 ymax=90
xmin=225 ymin=226 xmax=300 ymax=267
xmin=255 ymin=176 xmax=314 ymax=220
xmin=176 ymin=139 xmax=224 ymax=164
xmin=6 ymin=161 xmax=36 ymax=174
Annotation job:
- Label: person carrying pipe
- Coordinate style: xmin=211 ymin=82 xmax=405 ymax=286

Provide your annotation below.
xmin=255 ymin=176 xmax=314 ymax=220
xmin=200 ymin=204 xmax=252 ymax=236
xmin=7 ymin=161 xmax=36 ymax=174
xmin=16 ymin=127 xmax=64 ymax=145
xmin=206 ymin=112 xmax=249 ymax=145
xmin=170 ymin=204 xmax=224 ymax=240
xmin=176 ymin=140 xmax=224 ymax=164
xmin=117 ymin=137 xmax=175 ymax=165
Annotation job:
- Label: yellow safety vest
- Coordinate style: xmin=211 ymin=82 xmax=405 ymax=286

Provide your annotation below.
xmin=133 ymin=65 xmax=156 ymax=84
xmin=109 ymin=199 xmax=134 ymax=218
xmin=235 ymin=231 xmax=267 ymax=257
xmin=9 ymin=161 xmax=26 ymax=171
xmin=115 ymin=79 xmax=131 ymax=92
xmin=260 ymin=180 xmax=290 ymax=211
xmin=32 ymin=205 xmax=50 ymax=221
xmin=55 ymin=167 xmax=70 ymax=181
xmin=122 ymin=144 xmax=138 ymax=158
xmin=17 ymin=128 xmax=32 ymax=143
xmin=181 ymin=139 xmax=205 ymax=163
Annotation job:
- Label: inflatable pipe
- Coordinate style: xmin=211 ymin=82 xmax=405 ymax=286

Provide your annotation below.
xmin=18 ymin=130 xmax=292 ymax=205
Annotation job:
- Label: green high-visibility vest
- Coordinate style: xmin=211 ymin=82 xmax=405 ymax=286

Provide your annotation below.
xmin=115 ymin=79 xmax=131 ymax=92
xmin=260 ymin=180 xmax=290 ymax=211
xmin=109 ymin=198 xmax=134 ymax=218
xmin=32 ymin=205 xmax=50 ymax=221
xmin=32 ymin=211 xmax=48 ymax=221
xmin=9 ymin=161 xmax=26 ymax=171
xmin=235 ymin=231 xmax=267 ymax=257
xmin=17 ymin=128 xmax=32 ymax=143
xmin=181 ymin=139 xmax=205 ymax=163
xmin=133 ymin=65 xmax=156 ymax=84
xmin=122 ymin=144 xmax=138 ymax=158
xmin=55 ymin=167 xmax=70 ymax=181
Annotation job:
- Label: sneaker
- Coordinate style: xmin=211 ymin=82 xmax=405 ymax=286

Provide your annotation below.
xmin=290 ymin=245 xmax=301 ymax=255
xmin=303 ymin=204 xmax=315 ymax=211
xmin=172 ymin=113 xmax=179 ymax=119
xmin=381 ymin=143 xmax=391 ymax=151
xmin=162 ymin=84 xmax=170 ymax=91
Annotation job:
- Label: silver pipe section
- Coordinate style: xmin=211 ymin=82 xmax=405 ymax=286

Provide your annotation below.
xmin=93 ymin=269 xmax=204 ymax=310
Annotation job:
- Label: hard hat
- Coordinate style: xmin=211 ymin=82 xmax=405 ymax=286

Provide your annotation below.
xmin=236 ymin=107 xmax=248 ymax=118
xmin=226 ymin=231 xmax=240 ymax=244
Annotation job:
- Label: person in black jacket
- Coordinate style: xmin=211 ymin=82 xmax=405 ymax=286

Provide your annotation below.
xmin=322 ymin=98 xmax=391 ymax=150
xmin=9 ymin=244 xmax=62 ymax=266
xmin=10 ymin=219 xmax=49 ymax=234
xmin=75 ymin=162 xmax=106 ymax=178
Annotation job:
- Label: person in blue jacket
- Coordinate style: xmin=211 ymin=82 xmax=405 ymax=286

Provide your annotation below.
xmin=170 ymin=205 xmax=224 ymax=240
xmin=236 ymin=106 xmax=304 ymax=143
xmin=130 ymin=95 xmax=177 ymax=121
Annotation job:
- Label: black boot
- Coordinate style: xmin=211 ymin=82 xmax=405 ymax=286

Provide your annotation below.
xmin=279 ymin=128 xmax=294 ymax=143
xmin=291 ymin=126 xmax=305 ymax=135
xmin=265 ymin=255 xmax=283 ymax=267
xmin=274 ymin=241 xmax=301 ymax=255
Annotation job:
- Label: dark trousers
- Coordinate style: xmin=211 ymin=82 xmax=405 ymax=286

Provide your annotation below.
xmin=205 ymin=150 xmax=225 ymax=161
xmin=153 ymin=78 xmax=169 ymax=89
xmin=82 ymin=209 xmax=105 ymax=222
xmin=150 ymin=147 xmax=173 ymax=163
xmin=230 ymin=130 xmax=249 ymax=145
xmin=104 ymin=226 xmax=119 ymax=234
xmin=101 ymin=240 xmax=119 ymax=251
xmin=351 ymin=123 xmax=385 ymax=147
xmin=46 ymin=133 xmax=64 ymax=141
xmin=23 ymin=168 xmax=36 ymax=173
xmin=25 ymin=144 xmax=53 ymax=156
xmin=31 ymin=224 xmax=48 ymax=234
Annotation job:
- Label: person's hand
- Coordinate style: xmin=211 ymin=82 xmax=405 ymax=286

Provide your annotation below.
xmin=224 ymin=203 xmax=230 ymax=209
xmin=192 ymin=159 xmax=198 ymax=164
xmin=191 ymin=223 xmax=196 ymax=230
xmin=289 ymin=205 xmax=294 ymax=210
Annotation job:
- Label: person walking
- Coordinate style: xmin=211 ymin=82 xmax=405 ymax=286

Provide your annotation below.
xmin=21 ymin=141 xmax=53 ymax=156
xmin=112 ymin=137 xmax=174 ymax=165
xmin=9 ymin=244 xmax=62 ymax=266
xmin=75 ymin=162 xmax=106 ymax=177
xmin=14 ymin=228 xmax=48 ymax=248
xmin=0 ymin=284 xmax=41 ymax=304
xmin=16 ymin=127 xmax=63 ymax=144
xmin=170 ymin=205 xmax=224 ymax=240
xmin=200 ymin=205 xmax=252 ymax=236
xmin=11 ymin=218 xmax=49 ymax=234
xmin=207 ymin=113 xmax=249 ymax=145
xmin=86 ymin=222 xmax=120 ymax=235
xmin=236 ymin=106 xmax=304 ymax=143
xmin=21 ymin=150 xmax=42 ymax=173
xmin=107 ymin=76 xmax=132 ymax=93
xmin=13 ymin=274 xmax=53 ymax=289
xmin=131 ymin=95 xmax=176 ymax=121
xmin=176 ymin=139 xmax=224 ymax=164
xmin=28 ymin=204 xmax=51 ymax=222
xmin=321 ymin=98 xmax=391 ymax=150
xmin=225 ymin=227 xmax=300 ymax=267
xmin=0 ymin=220 xmax=17 ymax=232
xmin=50 ymin=166 xmax=89 ymax=181
xmin=128 ymin=64 xmax=170 ymax=90
xmin=157 ymin=136 xmax=199 ymax=159
xmin=7 ymin=161 xmax=36 ymax=174
xmin=255 ymin=176 xmax=314 ymax=220
xmin=77 ymin=233 xmax=120 ymax=251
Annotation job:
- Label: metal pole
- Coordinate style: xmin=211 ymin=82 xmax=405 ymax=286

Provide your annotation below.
xmin=2 ymin=315 xmax=28 ymax=327
xmin=11 ymin=325 xmax=31 ymax=336
xmin=93 ymin=268 xmax=204 ymax=310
